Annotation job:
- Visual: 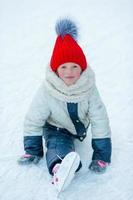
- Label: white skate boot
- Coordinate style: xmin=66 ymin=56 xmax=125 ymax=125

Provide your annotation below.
xmin=52 ymin=152 xmax=80 ymax=193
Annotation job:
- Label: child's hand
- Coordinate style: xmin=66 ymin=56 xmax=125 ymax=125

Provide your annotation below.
xmin=89 ymin=160 xmax=108 ymax=173
xmin=18 ymin=154 xmax=41 ymax=165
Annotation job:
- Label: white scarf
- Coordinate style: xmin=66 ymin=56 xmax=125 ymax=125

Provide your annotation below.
xmin=44 ymin=64 xmax=95 ymax=103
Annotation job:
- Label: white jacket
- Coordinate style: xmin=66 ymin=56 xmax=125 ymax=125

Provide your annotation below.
xmin=24 ymin=65 xmax=111 ymax=139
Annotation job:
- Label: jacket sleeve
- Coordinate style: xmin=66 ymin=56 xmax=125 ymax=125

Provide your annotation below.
xmin=88 ymin=85 xmax=112 ymax=163
xmin=23 ymin=83 xmax=50 ymax=156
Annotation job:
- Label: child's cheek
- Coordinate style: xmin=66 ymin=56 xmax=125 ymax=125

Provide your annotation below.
xmin=58 ymin=71 xmax=65 ymax=79
xmin=76 ymin=71 xmax=81 ymax=78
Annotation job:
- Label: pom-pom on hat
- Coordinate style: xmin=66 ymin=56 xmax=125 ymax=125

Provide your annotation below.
xmin=50 ymin=18 xmax=87 ymax=71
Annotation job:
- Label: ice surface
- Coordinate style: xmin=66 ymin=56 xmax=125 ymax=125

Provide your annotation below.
xmin=0 ymin=0 xmax=133 ymax=199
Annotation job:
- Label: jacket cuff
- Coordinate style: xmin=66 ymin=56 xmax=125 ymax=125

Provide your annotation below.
xmin=24 ymin=136 xmax=44 ymax=157
xmin=92 ymin=138 xmax=112 ymax=163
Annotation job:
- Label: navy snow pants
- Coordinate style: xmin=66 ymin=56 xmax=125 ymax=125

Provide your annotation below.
xmin=43 ymin=123 xmax=80 ymax=175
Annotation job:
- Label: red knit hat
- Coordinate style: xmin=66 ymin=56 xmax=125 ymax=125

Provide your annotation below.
xmin=50 ymin=19 xmax=87 ymax=71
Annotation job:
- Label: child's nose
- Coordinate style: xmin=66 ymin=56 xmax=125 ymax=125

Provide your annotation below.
xmin=67 ymin=68 xmax=73 ymax=74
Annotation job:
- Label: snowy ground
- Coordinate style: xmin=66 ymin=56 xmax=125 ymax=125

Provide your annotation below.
xmin=0 ymin=0 xmax=133 ymax=199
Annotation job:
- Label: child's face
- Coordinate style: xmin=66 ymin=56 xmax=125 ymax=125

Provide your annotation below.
xmin=56 ymin=62 xmax=82 ymax=86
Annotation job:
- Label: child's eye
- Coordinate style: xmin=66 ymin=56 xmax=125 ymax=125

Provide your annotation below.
xmin=73 ymin=65 xmax=78 ymax=68
xmin=61 ymin=65 xmax=66 ymax=69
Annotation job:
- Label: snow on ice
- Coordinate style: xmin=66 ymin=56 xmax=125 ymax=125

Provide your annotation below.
xmin=0 ymin=0 xmax=133 ymax=199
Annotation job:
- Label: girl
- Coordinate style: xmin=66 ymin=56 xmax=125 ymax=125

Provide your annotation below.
xmin=18 ymin=18 xmax=112 ymax=192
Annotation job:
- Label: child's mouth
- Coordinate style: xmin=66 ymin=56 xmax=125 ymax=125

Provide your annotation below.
xmin=65 ymin=76 xmax=74 ymax=79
